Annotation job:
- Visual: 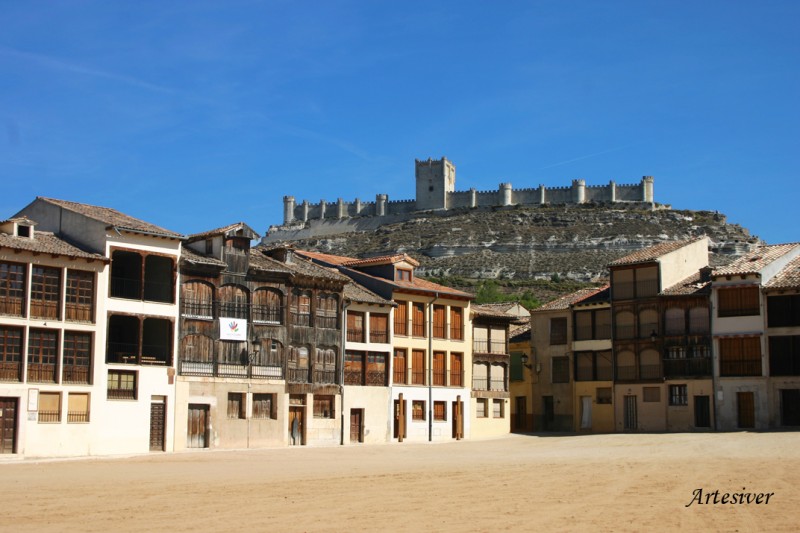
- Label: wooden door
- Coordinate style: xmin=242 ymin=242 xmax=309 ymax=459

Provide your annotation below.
xmin=0 ymin=398 xmax=17 ymax=454
xmin=514 ymin=396 xmax=527 ymax=432
xmin=350 ymin=409 xmax=363 ymax=443
xmin=149 ymin=400 xmax=166 ymax=451
xmin=187 ymin=404 xmax=209 ymax=448
xmin=393 ymin=398 xmax=406 ymax=441
xmin=781 ymin=389 xmax=800 ymax=426
xmin=694 ymin=395 xmax=711 ymax=428
xmin=623 ymin=395 xmax=637 ymax=431
xmin=737 ymin=392 xmax=755 ymax=428
xmin=289 ymin=406 xmax=304 ymax=445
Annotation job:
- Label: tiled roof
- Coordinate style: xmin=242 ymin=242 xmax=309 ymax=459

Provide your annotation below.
xmin=713 ymin=243 xmax=800 ymax=277
xmin=0 ymin=216 xmax=36 ymax=225
xmin=477 ymin=302 xmax=519 ymax=313
xmin=344 ymin=282 xmax=395 ymax=306
xmin=37 ymin=197 xmax=183 ymax=239
xmin=248 ymin=249 xmax=298 ymax=274
xmin=608 ymin=238 xmax=705 ymax=267
xmin=342 ymin=253 xmax=420 ymax=268
xmin=535 ymin=287 xmax=608 ymax=312
xmin=294 ymin=249 xmax=355 ymax=265
xmin=471 ymin=304 xmax=526 ymax=323
xmin=509 ymin=322 xmax=531 ymax=342
xmin=187 ymin=222 xmax=260 ymax=242
xmin=0 ymin=230 xmax=107 ymax=262
xmin=661 ymin=272 xmax=711 ymax=296
xmin=764 ymin=255 xmax=800 ymax=289
xmin=573 ymin=285 xmax=611 ymax=305
xmin=391 ymin=276 xmax=474 ymax=299
xmin=180 ymin=246 xmax=227 ymax=268
xmin=288 ymin=255 xmax=351 ymax=282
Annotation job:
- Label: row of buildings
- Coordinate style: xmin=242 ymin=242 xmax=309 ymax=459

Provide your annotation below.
xmin=0 ymin=197 xmax=522 ymax=458
xmin=511 ymin=237 xmax=800 ymax=433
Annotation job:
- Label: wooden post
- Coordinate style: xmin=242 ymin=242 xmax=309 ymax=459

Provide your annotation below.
xmin=397 ymin=393 xmax=405 ymax=443
xmin=456 ymin=395 xmax=463 ymax=440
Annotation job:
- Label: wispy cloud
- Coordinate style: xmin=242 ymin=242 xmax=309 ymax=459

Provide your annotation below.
xmin=0 ymin=44 xmax=176 ymax=94
xmin=538 ymin=143 xmax=643 ymax=170
xmin=265 ymin=117 xmax=372 ymax=161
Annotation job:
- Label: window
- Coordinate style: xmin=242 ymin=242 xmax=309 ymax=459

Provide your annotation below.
xmin=27 ymin=329 xmax=58 ymax=383
xmin=614 ymin=310 xmax=635 ymax=340
xmin=344 ymin=351 xmax=365 ymax=385
xmin=550 ymin=317 xmax=567 ymax=345
xmin=575 ymin=351 xmax=613 ymax=381
xmin=347 ymin=312 xmax=365 ymax=343
xmin=288 ymin=345 xmax=310 ymax=383
xmin=412 ymin=303 xmax=425 ymax=337
xmin=366 ymin=352 xmax=387 ymax=386
xmin=205 ymin=239 xmax=213 ymax=255
xmin=718 ymin=286 xmax=760 ymax=317
xmin=313 ymin=395 xmax=334 ymax=419
xmin=252 ymin=393 xmax=276 ymax=419
xmin=643 ymin=387 xmax=660 ymax=403
xmin=228 ymin=392 xmax=246 ymax=419
xmin=63 ymin=332 xmax=91 ymax=384
xmin=369 ymin=313 xmax=389 ymax=343
xmin=412 ymin=400 xmax=425 ymax=421
xmin=316 ymin=293 xmax=338 ymax=329
xmin=552 ymin=356 xmax=569 ymax=383
xmin=493 ymin=399 xmax=504 ymax=418
xmin=433 ymin=401 xmax=446 ymax=421
xmin=510 ymin=353 xmax=525 ymax=382
xmin=38 ymin=392 xmax=61 ymax=423
xmin=0 ymin=326 xmax=22 ymax=382
xmin=394 ymin=301 xmax=408 ymax=336
xmin=768 ymin=295 xmax=800 ymax=327
xmin=450 ymin=307 xmax=464 ymax=340
xmin=110 ymin=250 xmax=174 ymax=303
xmin=67 ymin=393 xmax=90 ymax=423
xmin=30 ymin=266 xmax=61 ymax=319
xmin=450 ymin=353 xmax=463 ymax=387
xmin=638 ymin=308 xmax=659 ymax=339
xmin=612 ymin=265 xmax=658 ymax=299
xmin=433 ymin=305 xmax=446 ymax=339
xmin=411 ymin=349 xmax=425 ymax=385
xmin=0 ymin=261 xmax=26 ymax=317
xmin=252 ymin=288 xmax=282 ymax=324
xmin=65 ymin=270 xmax=94 ymax=322
xmin=769 ymin=336 xmax=800 ymax=376
xmin=473 ymin=362 xmax=488 ymax=390
xmin=108 ymin=370 xmax=137 ymax=400
xmin=476 ymin=398 xmax=488 ymax=418
xmin=719 ymin=336 xmax=762 ymax=376
xmin=664 ymin=308 xmax=685 ymax=336
xmin=574 ymin=309 xmax=612 ymax=340
xmin=596 ymin=387 xmax=612 ymax=404
xmin=669 ymin=385 xmax=688 ymax=406
xmin=393 ymin=349 xmax=407 ymax=384
xmin=396 ymin=269 xmax=412 ymax=281
xmin=291 ymin=289 xmax=312 ymax=326
xmin=433 ymin=352 xmax=446 ymax=386
xmin=218 ymin=285 xmax=248 ymax=319
xmin=688 ymin=307 xmax=710 ymax=334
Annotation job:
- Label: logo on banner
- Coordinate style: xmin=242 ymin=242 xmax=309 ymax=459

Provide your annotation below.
xmin=219 ymin=317 xmax=247 ymax=341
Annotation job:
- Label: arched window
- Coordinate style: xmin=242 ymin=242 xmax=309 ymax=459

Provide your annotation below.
xmin=640 ymin=348 xmax=661 ymax=379
xmin=181 ymin=281 xmax=214 ymax=318
xmin=689 ymin=307 xmax=710 ymax=334
xmin=616 ymin=350 xmax=636 ymax=380
xmin=314 ymin=347 xmax=337 ymax=384
xmin=472 ymin=362 xmax=489 ymax=390
xmin=291 ymin=289 xmax=312 ymax=326
xmin=615 ymin=311 xmax=635 ymax=339
xmin=180 ymin=334 xmax=214 ymax=376
xmin=218 ymin=340 xmax=247 ymax=364
xmin=638 ymin=308 xmax=659 ymax=338
xmin=253 ymin=288 xmax=282 ymax=324
xmin=253 ymin=339 xmax=283 ymax=378
xmin=218 ymin=285 xmax=248 ymax=319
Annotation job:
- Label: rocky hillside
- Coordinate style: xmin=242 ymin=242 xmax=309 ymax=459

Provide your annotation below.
xmin=266 ymin=204 xmax=758 ymax=302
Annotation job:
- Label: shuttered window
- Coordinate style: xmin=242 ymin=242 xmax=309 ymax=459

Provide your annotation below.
xmin=394 ymin=301 xmax=408 ymax=336
xmin=412 ymin=303 xmax=425 ymax=337
xmin=450 ymin=307 xmax=463 ymax=340
xmin=433 ymin=305 xmax=446 ymax=339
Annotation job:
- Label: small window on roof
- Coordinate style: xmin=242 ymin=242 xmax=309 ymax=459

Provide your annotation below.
xmin=17 ymin=225 xmax=30 ymax=238
xmin=205 ymin=239 xmax=213 ymax=255
xmin=396 ymin=269 xmax=412 ymax=282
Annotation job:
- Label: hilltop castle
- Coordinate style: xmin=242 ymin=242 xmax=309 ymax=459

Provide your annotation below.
xmin=267 ymin=157 xmax=656 ymax=242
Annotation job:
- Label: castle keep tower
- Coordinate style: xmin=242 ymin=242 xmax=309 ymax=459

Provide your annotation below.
xmin=415 ymin=157 xmax=456 ymax=211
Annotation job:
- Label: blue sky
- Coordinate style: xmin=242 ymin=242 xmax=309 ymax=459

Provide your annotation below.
xmin=2 ymin=1 xmax=798 ymax=243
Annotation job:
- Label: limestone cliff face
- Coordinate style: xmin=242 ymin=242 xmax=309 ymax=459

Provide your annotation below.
xmin=265 ymin=204 xmax=758 ymax=282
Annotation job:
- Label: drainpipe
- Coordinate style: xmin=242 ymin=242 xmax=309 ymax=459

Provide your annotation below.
xmin=340 ymin=299 xmax=350 ymax=445
xmin=428 ymin=292 xmax=440 ymax=442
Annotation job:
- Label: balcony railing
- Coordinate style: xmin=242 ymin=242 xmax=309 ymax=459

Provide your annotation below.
xmin=490 ymin=378 xmax=506 ymax=391
xmin=37 ymin=410 xmax=60 ymax=423
xmin=346 ymin=328 xmax=365 ymax=343
xmin=449 ymin=371 xmax=463 ymax=387
xmin=663 ymin=357 xmax=712 ymax=378
xmin=218 ymin=302 xmax=248 ymax=319
xmin=613 ymin=280 xmax=659 ymax=300
xmin=640 ymin=364 xmax=662 ymax=380
xmin=575 ymin=325 xmax=612 ymax=341
xmin=720 ymin=359 xmax=762 ymax=377
xmin=433 ymin=371 xmax=446 ymax=386
xmin=316 ymin=315 xmax=338 ymax=329
xmin=108 ymin=342 xmax=171 ymax=365
xmin=616 ymin=365 xmax=637 ymax=381
xmin=411 ymin=369 xmax=425 ymax=385
xmin=0 ymin=362 xmax=21 ymax=382
xmin=393 ymin=368 xmax=406 ymax=385
xmin=27 ymin=363 xmax=57 ymax=383
xmin=0 ymin=297 xmax=24 ymax=317
xmin=62 ymin=365 xmax=91 ymax=384
xmin=615 ymin=325 xmax=636 ymax=340
xmin=252 ymin=305 xmax=282 ymax=324
xmin=181 ymin=299 xmax=214 ymax=319
xmin=576 ymin=366 xmax=614 ymax=381
xmin=290 ymin=312 xmax=311 ymax=327
xmin=67 ymin=411 xmax=90 ymax=423
xmin=369 ymin=330 xmax=389 ymax=343
xmin=107 ymin=387 xmax=136 ymax=400
xmin=30 ymin=300 xmax=59 ymax=320
xmin=65 ymin=303 xmax=93 ymax=322
xmin=344 ymin=369 xmax=387 ymax=386
xmin=313 ymin=369 xmax=337 ymax=384
xmin=180 ymin=359 xmax=284 ymax=379
xmin=473 ymin=377 xmax=488 ymax=390
xmin=473 ymin=340 xmax=507 ymax=354
xmin=617 ymin=364 xmax=661 ymax=381
xmin=344 ymin=369 xmax=363 ymax=385
xmin=287 ymin=367 xmax=310 ymax=383
xmin=110 ymin=277 xmax=142 ymax=300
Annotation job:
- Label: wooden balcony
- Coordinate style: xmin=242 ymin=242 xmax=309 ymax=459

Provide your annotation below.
xmin=0 ymin=362 xmax=21 ymax=382
xmin=27 ymin=363 xmax=57 ymax=383
xmin=663 ymin=357 xmax=712 ymax=378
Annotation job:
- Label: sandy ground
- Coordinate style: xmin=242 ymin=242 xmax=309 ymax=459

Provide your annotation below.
xmin=1 ymin=432 xmax=798 ymax=532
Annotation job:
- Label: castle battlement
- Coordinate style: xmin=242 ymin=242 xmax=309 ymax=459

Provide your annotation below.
xmin=277 ymin=157 xmax=655 ymax=227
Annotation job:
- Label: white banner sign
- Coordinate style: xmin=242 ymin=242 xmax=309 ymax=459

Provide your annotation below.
xmin=220 ymin=318 xmax=248 ymax=341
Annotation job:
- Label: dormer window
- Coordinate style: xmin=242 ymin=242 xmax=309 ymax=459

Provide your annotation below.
xmin=205 ymin=239 xmax=213 ymax=255
xmin=396 ymin=269 xmax=412 ymax=282
xmin=17 ymin=225 xmax=30 ymax=238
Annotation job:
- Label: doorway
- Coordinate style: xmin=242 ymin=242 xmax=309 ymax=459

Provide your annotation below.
xmin=694 ymin=395 xmax=711 ymax=428
xmin=149 ymin=397 xmax=166 ymax=451
xmin=623 ymin=395 xmax=637 ymax=431
xmin=187 ymin=404 xmax=209 ymax=448
xmin=514 ymin=396 xmax=527 ymax=432
xmin=542 ymin=396 xmax=554 ymax=430
xmin=781 ymin=389 xmax=800 ymax=426
xmin=350 ymin=409 xmax=363 ymax=443
xmin=0 ymin=398 xmax=17 ymax=454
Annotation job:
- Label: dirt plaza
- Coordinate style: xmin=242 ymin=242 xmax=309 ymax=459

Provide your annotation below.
xmin=1 ymin=432 xmax=797 ymax=532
